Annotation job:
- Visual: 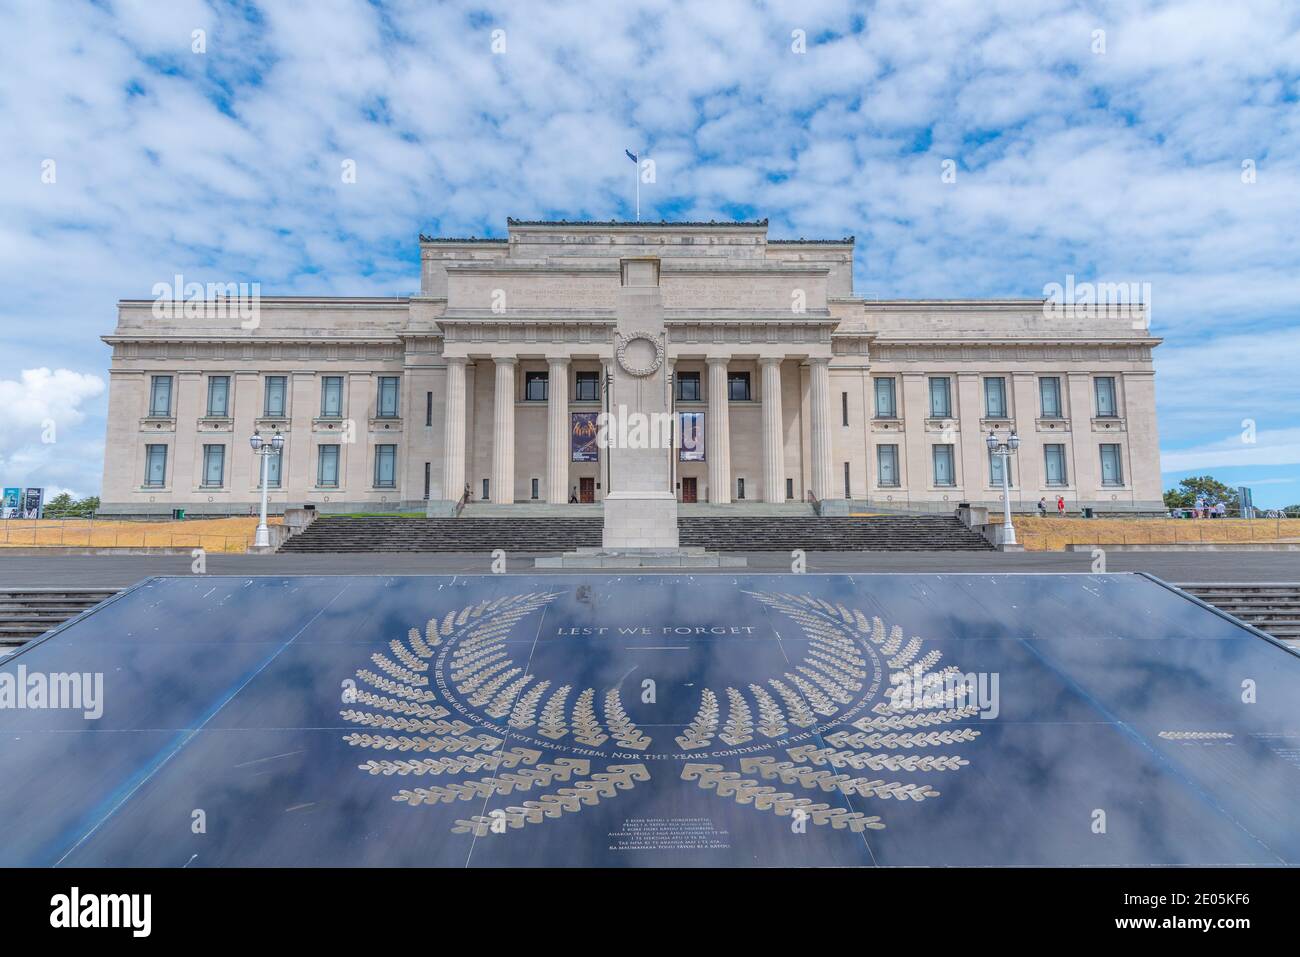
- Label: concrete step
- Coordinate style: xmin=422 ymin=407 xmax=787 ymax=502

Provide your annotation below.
xmin=1176 ymin=582 xmax=1300 ymax=643
xmin=0 ymin=589 xmax=120 ymax=648
xmin=280 ymin=515 xmax=995 ymax=554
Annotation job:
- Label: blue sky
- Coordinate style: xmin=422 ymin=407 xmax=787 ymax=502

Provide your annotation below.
xmin=1 ymin=0 xmax=1298 ymax=504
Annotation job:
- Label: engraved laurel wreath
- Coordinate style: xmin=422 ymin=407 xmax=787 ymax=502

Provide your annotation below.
xmin=613 ymin=331 xmax=665 ymax=377
xmin=341 ymin=590 xmax=984 ymax=838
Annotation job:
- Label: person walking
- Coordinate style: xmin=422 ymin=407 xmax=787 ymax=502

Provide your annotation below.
xmin=1037 ymin=497 xmax=1048 ymax=517
xmin=1056 ymin=495 xmax=1066 ymax=517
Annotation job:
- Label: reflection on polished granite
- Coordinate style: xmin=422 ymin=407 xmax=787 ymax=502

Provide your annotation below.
xmin=0 ymin=573 xmax=1296 ymax=867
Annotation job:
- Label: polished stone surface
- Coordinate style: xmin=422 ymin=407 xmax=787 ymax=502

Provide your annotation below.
xmin=1 ymin=573 xmax=1296 ymax=867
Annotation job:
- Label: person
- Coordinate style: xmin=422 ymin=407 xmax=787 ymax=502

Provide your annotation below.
xmin=1194 ymin=495 xmax=1206 ymax=519
xmin=1037 ymin=497 xmax=1048 ymax=517
xmin=1056 ymin=495 xmax=1066 ymax=517
xmin=569 ymin=487 xmax=579 ymax=504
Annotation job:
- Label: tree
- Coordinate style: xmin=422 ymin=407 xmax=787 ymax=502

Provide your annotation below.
xmin=1163 ymin=476 xmax=1240 ymax=510
xmin=41 ymin=493 xmax=76 ymax=518
xmin=37 ymin=494 xmax=99 ymax=519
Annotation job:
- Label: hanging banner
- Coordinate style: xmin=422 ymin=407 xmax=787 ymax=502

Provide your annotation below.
xmin=679 ymin=411 xmax=705 ymax=462
xmin=571 ymin=412 xmax=600 ymax=462
xmin=2 ymin=488 xmax=20 ymax=519
xmin=22 ymin=488 xmax=44 ymax=519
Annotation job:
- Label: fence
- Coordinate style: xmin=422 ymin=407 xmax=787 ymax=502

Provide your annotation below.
xmin=0 ymin=519 xmax=264 ymax=553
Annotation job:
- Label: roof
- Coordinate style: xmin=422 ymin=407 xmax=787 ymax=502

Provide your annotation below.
xmin=505 ymin=217 xmax=769 ymax=228
xmin=418 ymin=235 xmax=508 ymax=243
xmin=769 ymin=237 xmax=855 ymax=244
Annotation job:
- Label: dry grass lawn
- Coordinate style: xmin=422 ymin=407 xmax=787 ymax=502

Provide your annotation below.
xmin=1014 ymin=517 xmax=1300 ymax=551
xmin=0 ymin=516 xmax=279 ymax=553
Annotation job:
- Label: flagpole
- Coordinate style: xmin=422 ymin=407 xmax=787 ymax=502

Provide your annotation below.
xmin=635 ymin=152 xmax=640 ymax=222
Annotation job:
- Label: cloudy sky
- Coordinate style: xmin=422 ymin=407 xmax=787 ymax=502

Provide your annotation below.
xmin=2 ymin=0 xmax=1298 ymax=504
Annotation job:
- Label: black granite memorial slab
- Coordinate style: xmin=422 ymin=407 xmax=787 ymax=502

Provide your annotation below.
xmin=0 ymin=573 xmax=1296 ymax=867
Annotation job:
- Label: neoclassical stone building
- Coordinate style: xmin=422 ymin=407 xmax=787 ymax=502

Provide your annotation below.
xmin=100 ymin=218 xmax=1162 ymax=516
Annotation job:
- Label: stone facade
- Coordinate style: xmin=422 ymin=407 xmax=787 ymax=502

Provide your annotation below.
xmin=100 ymin=218 xmax=1162 ymax=516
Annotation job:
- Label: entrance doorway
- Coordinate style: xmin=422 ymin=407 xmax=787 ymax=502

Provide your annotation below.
xmin=579 ymin=477 xmax=595 ymax=503
xmin=681 ymin=477 xmax=697 ymax=503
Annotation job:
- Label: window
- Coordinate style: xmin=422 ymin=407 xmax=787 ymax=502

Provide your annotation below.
xmin=676 ymin=371 xmax=700 ymax=402
xmin=423 ymin=462 xmax=431 ymax=501
xmin=531 ymin=478 xmax=540 ymax=500
xmin=264 ymin=376 xmax=286 ymax=417
xmin=728 ymin=372 xmax=751 ymax=402
xmin=317 ymin=445 xmax=340 ymax=487
xmin=736 ymin=477 xmax=746 ymax=499
xmin=377 ymin=376 xmax=400 ymax=417
xmin=932 ymin=445 xmax=955 ymax=486
xmin=989 ymin=449 xmax=1007 ymax=487
xmin=575 ymin=371 xmax=600 ymax=401
xmin=1040 ymin=377 xmax=1062 ymax=418
xmin=260 ymin=448 xmax=282 ymax=489
xmin=984 ymin=377 xmax=1007 ymax=418
xmin=1095 ymin=376 xmax=1118 ymax=417
xmin=1044 ymin=444 xmax=1068 ymax=486
xmin=929 ymin=377 xmax=952 ymax=418
xmin=201 ymin=444 xmax=225 ymax=487
xmin=144 ymin=445 xmax=167 ymax=487
xmin=425 ymin=391 xmax=433 ymax=427
xmin=320 ymin=377 xmax=343 ymax=417
xmin=877 ymin=445 xmax=899 ymax=487
xmin=374 ymin=444 xmax=396 ymax=488
xmin=786 ymin=477 xmax=794 ymax=501
xmin=206 ymin=376 xmax=230 ymax=417
xmin=873 ymin=377 xmax=897 ymax=418
xmin=843 ymin=462 xmax=851 ymax=499
xmin=482 ymin=478 xmax=490 ymax=500
xmin=525 ymin=371 xmax=549 ymax=402
xmin=1100 ymin=444 xmax=1124 ymax=486
xmin=841 ymin=392 xmax=849 ymax=426
xmin=149 ymin=375 xmax=173 ymax=416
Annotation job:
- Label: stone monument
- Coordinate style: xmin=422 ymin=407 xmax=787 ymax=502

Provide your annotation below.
xmin=602 ymin=257 xmax=678 ymax=550
xmin=537 ymin=257 xmax=742 ymax=568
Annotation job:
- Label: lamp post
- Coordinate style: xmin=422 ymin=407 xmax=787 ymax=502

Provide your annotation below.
xmin=250 ymin=430 xmax=284 ymax=548
xmin=986 ymin=429 xmax=1020 ymax=546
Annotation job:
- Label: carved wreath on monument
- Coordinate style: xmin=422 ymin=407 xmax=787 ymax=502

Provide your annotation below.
xmin=614 ymin=331 xmax=665 ymax=377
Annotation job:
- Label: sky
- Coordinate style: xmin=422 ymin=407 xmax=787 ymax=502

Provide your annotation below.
xmin=1 ymin=0 xmax=1298 ymax=505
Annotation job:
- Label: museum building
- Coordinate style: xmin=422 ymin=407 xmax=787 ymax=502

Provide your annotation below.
xmin=99 ymin=218 xmax=1162 ymax=516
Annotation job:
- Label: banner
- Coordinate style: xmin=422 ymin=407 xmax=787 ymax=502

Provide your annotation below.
xmin=22 ymin=487 xmax=44 ymax=519
xmin=1 ymin=488 xmax=19 ymax=519
xmin=571 ymin=412 xmax=599 ymax=462
xmin=679 ymin=411 xmax=705 ymax=462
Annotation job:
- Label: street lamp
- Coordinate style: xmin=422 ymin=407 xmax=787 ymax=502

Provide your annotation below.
xmin=250 ymin=430 xmax=284 ymax=548
xmin=986 ymin=429 xmax=1020 ymax=546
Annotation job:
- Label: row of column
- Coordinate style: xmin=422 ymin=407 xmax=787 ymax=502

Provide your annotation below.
xmin=442 ymin=355 xmax=834 ymax=506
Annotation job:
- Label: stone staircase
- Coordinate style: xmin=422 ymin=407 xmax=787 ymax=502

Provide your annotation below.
xmin=1176 ymin=582 xmax=1300 ymax=643
xmin=280 ymin=514 xmax=994 ymax=553
xmin=0 ymin=588 xmax=120 ymax=650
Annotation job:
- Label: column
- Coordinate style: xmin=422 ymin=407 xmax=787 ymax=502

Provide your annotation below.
xmin=808 ymin=357 xmax=833 ymax=502
xmin=547 ymin=356 xmax=570 ymax=504
xmin=707 ymin=357 xmax=731 ymax=503
xmin=441 ymin=357 xmax=467 ymax=502
xmin=491 ymin=357 xmax=516 ymax=504
xmin=760 ymin=357 xmax=785 ymax=504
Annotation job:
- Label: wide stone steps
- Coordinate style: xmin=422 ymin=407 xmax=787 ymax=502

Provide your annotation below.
xmin=0 ymin=589 xmax=120 ymax=649
xmin=280 ymin=515 xmax=994 ymax=553
xmin=1176 ymin=582 xmax=1300 ymax=642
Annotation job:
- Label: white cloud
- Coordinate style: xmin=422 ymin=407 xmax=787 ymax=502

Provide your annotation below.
xmin=0 ymin=0 xmax=1298 ymax=498
xmin=0 ymin=369 xmax=104 ymax=498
